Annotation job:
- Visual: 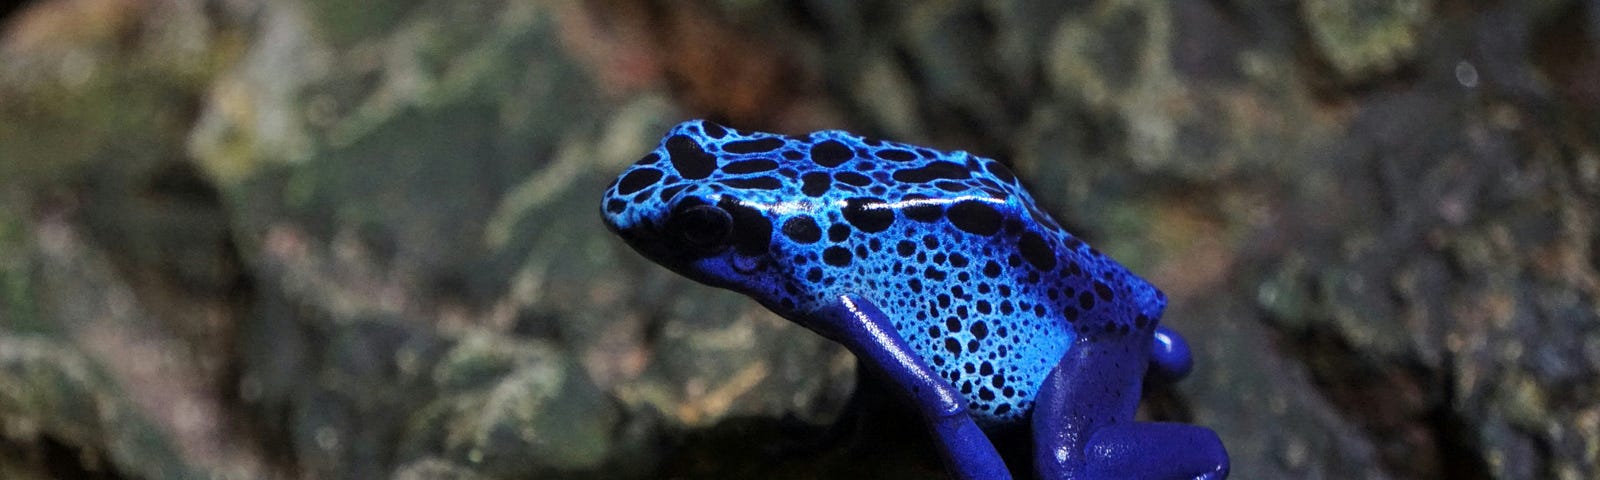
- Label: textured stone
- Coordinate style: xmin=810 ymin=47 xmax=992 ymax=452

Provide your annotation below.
xmin=0 ymin=337 xmax=198 ymax=480
xmin=1 ymin=0 xmax=1597 ymax=478
xmin=1301 ymin=0 xmax=1428 ymax=83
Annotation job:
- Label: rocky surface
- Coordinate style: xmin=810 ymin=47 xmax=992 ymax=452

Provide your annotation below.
xmin=1 ymin=0 xmax=1596 ymax=479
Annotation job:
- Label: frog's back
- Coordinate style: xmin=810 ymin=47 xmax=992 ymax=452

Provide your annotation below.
xmin=603 ymin=120 xmax=1166 ymax=425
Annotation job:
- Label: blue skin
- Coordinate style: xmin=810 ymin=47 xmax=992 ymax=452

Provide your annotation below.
xmin=602 ymin=120 xmax=1229 ymax=479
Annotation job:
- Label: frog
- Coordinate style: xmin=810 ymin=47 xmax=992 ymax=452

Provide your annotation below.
xmin=601 ymin=119 xmax=1229 ymax=479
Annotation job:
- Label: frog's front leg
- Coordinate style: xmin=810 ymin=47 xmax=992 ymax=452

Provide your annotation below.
xmin=813 ymin=294 xmax=1012 ymax=480
xmin=1033 ymin=336 xmax=1229 ymax=479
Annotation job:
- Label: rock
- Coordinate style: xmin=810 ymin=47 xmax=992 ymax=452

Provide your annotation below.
xmin=0 ymin=336 xmax=198 ymax=480
xmin=1301 ymin=0 xmax=1428 ymax=84
xmin=399 ymin=332 xmax=622 ymax=476
xmin=1 ymin=0 xmax=1597 ymax=478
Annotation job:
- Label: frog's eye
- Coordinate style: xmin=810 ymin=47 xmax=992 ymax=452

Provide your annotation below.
xmin=667 ymin=202 xmax=733 ymax=251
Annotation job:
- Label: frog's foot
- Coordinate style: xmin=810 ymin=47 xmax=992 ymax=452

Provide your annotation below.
xmin=814 ymin=294 xmax=1012 ymax=480
xmin=1034 ymin=334 xmax=1228 ymax=479
xmin=1149 ymin=325 xmax=1194 ymax=381
xmin=1076 ymin=422 xmax=1229 ymax=479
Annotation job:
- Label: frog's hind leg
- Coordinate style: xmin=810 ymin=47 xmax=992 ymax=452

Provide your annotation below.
xmin=812 ymin=294 xmax=1012 ymax=480
xmin=1033 ymin=336 xmax=1228 ymax=479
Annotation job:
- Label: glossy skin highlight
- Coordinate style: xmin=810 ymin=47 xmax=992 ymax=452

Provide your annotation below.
xmin=602 ymin=120 xmax=1228 ymax=479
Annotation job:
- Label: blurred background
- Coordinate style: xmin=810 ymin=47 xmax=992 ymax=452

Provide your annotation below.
xmin=1 ymin=0 xmax=1598 ymax=479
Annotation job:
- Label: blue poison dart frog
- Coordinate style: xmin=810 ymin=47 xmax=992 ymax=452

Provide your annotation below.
xmin=602 ymin=120 xmax=1229 ymax=479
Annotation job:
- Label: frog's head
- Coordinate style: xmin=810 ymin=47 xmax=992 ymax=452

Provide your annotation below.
xmin=602 ymin=120 xmax=810 ymax=308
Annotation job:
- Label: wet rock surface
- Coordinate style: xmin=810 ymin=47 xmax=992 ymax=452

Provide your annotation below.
xmin=2 ymin=0 xmax=1597 ymax=479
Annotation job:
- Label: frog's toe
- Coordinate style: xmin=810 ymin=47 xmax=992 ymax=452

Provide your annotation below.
xmin=1149 ymin=326 xmax=1194 ymax=380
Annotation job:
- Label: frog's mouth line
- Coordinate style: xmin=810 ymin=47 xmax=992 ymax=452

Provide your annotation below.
xmin=609 ymin=221 xmax=722 ymax=272
xmin=609 ymin=223 xmax=680 ymax=265
xmin=615 ymin=230 xmax=782 ymax=306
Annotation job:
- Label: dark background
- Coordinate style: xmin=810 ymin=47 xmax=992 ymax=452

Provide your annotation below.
xmin=1 ymin=0 xmax=1597 ymax=478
